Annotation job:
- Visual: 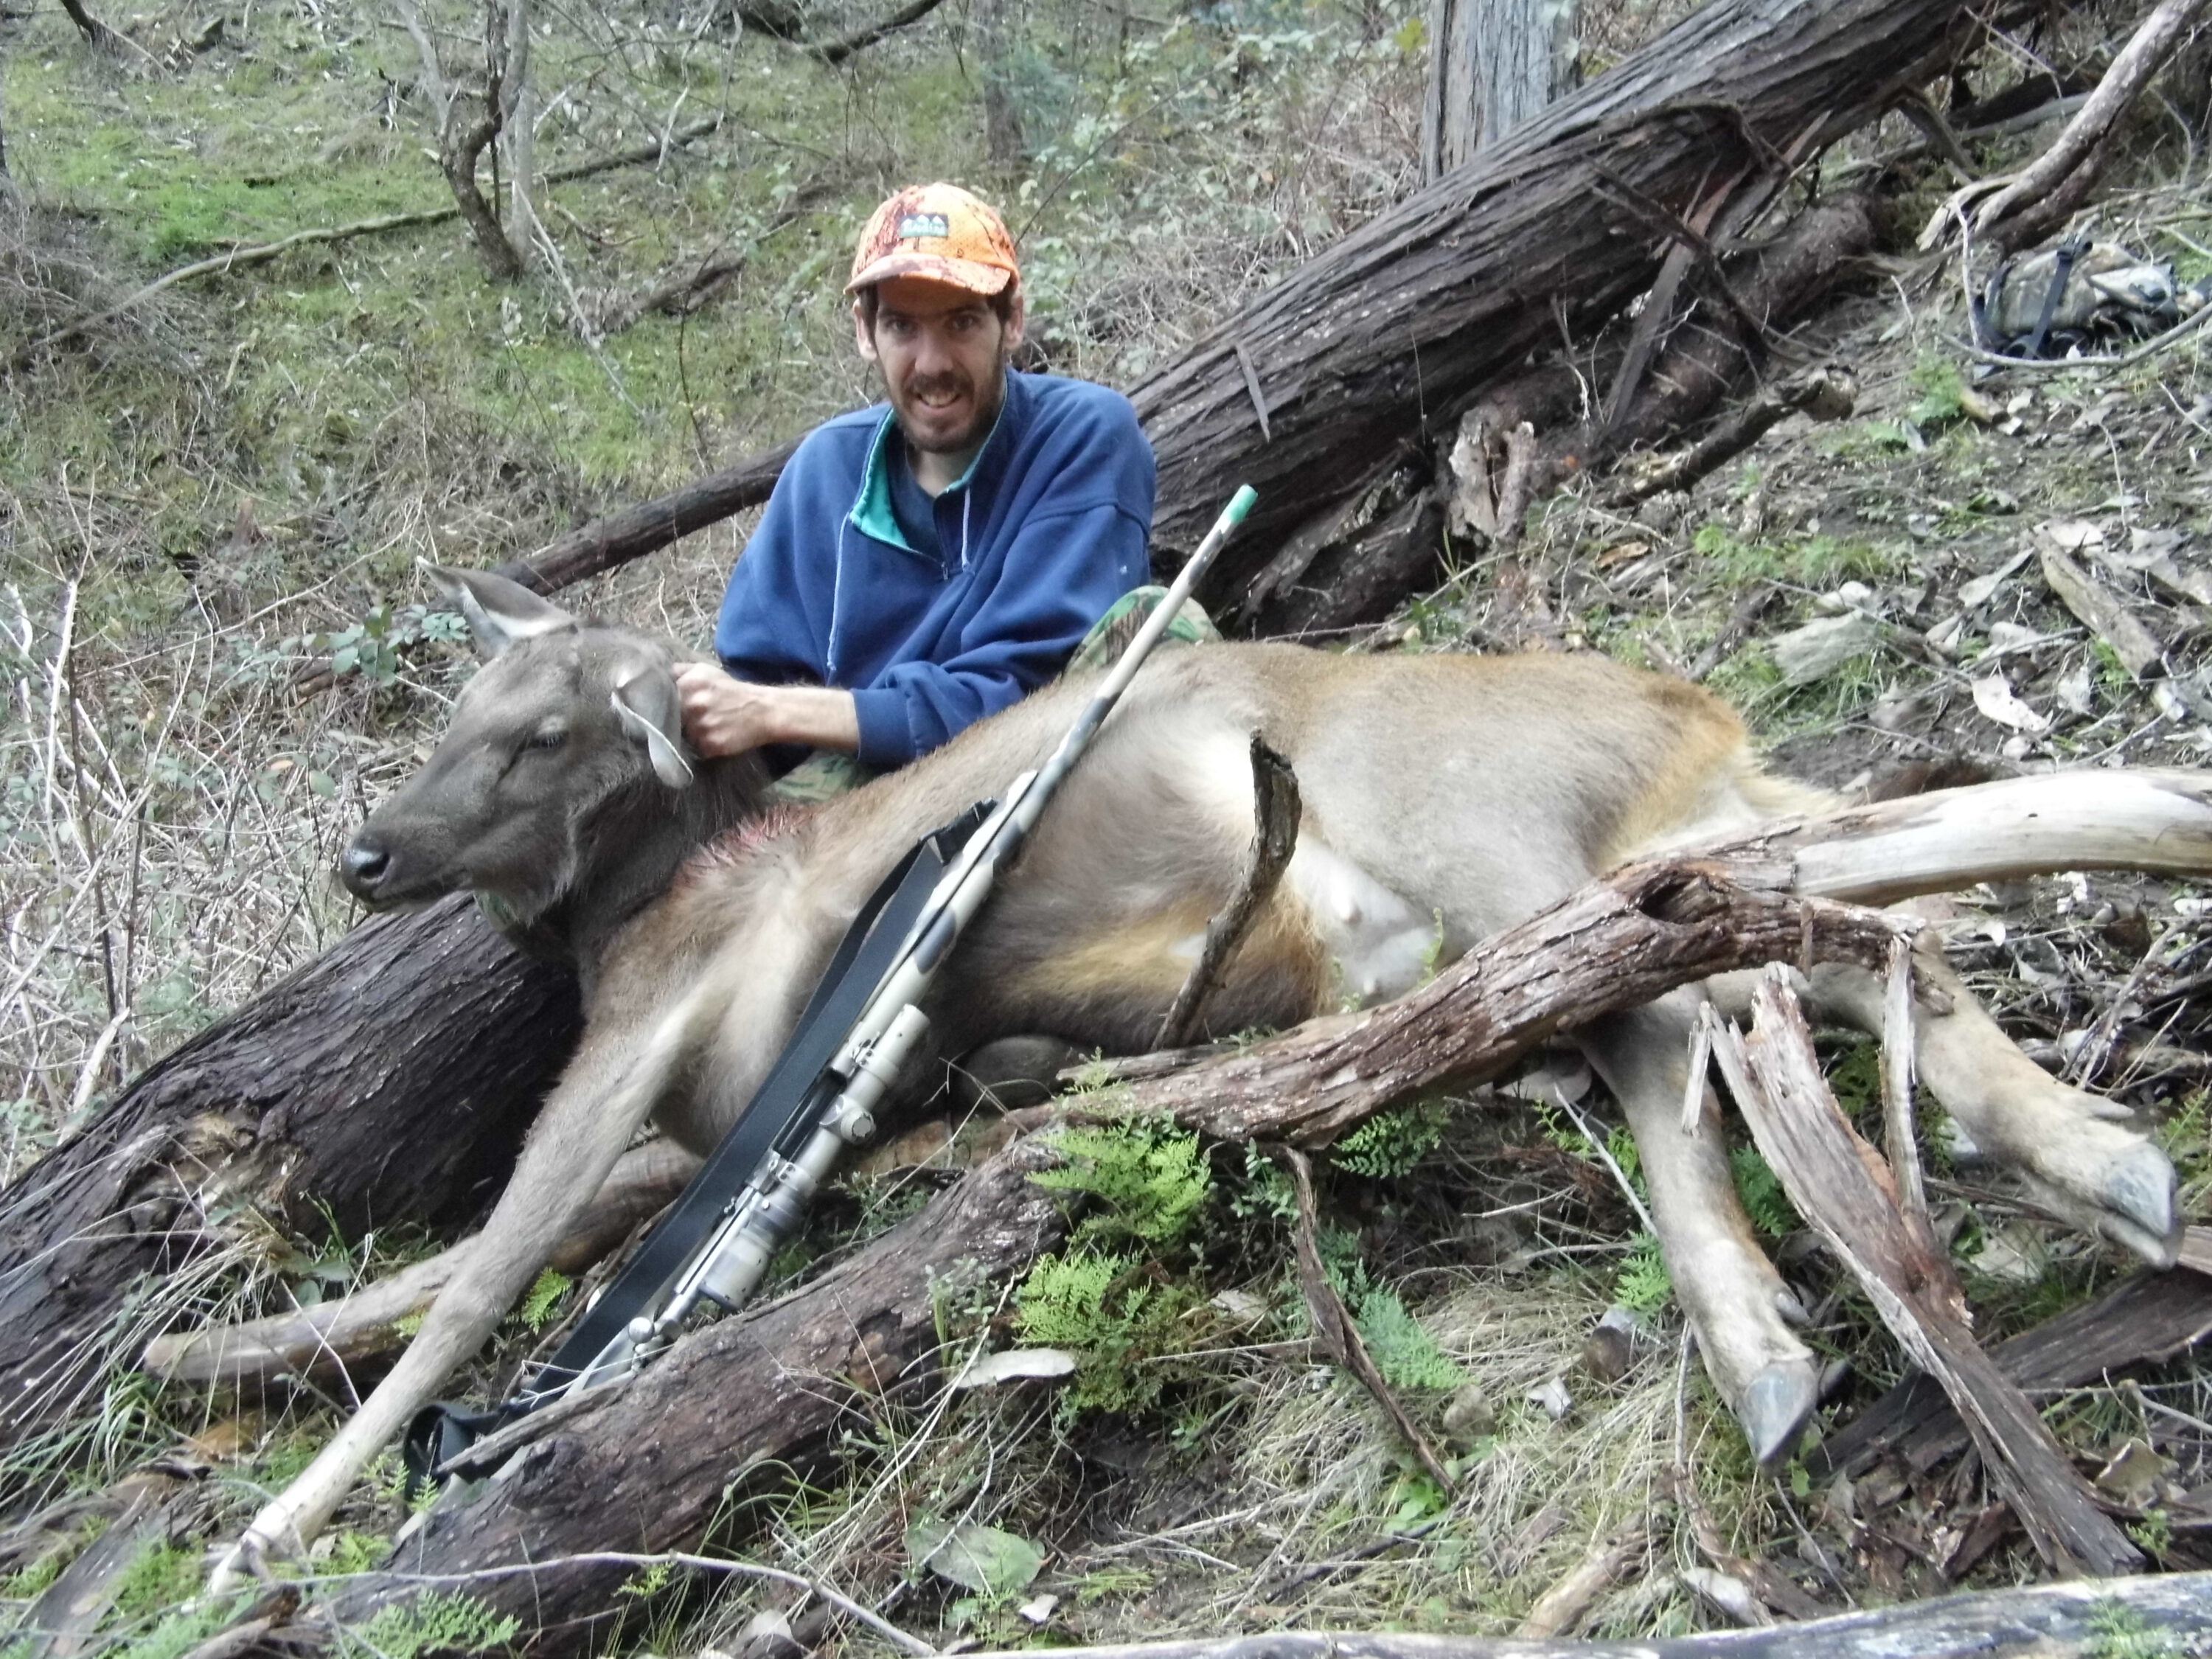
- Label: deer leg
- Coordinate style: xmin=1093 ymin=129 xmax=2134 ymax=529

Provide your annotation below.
xmin=1798 ymin=950 xmax=2180 ymax=1265
xmin=1579 ymin=988 xmax=1820 ymax=1467
xmin=209 ymin=977 xmax=723 ymax=1590
xmin=142 ymin=1139 xmax=701 ymax=1391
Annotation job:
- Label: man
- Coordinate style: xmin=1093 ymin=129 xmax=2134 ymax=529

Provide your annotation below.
xmin=676 ymin=183 xmax=1158 ymax=784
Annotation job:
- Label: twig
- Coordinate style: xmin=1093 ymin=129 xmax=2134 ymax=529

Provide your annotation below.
xmin=1157 ymin=737 xmax=1299 ymax=1048
xmin=1878 ymin=934 xmax=1928 ymax=1231
xmin=1276 ymin=1148 xmax=1459 ymax=1496
xmin=808 ymin=0 xmax=950 ymax=63
xmin=1971 ymin=0 xmax=2212 ymax=238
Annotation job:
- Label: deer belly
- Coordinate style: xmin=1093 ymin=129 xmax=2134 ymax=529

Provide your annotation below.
xmin=1285 ymin=841 xmax=1438 ymax=1006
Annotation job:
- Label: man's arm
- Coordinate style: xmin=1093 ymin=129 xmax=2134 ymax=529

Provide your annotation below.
xmin=675 ymin=668 xmax=860 ymax=759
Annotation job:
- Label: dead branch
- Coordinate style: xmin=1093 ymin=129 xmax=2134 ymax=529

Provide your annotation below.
xmin=2038 ymin=539 xmax=2166 ymax=680
xmin=489 ymin=436 xmax=798 ymax=593
xmin=1157 ymin=737 xmax=1301 ymax=1048
xmin=1969 ymin=0 xmax=2212 ymax=244
xmin=1278 ymin=1148 xmax=1458 ymax=1495
xmin=1711 ymin=969 xmax=2140 ymax=1576
xmin=1604 ymin=364 xmax=1857 ymax=507
xmin=969 ymin=1578 xmax=2212 ymax=1657
xmin=808 ymin=0 xmax=951 ymax=62
xmin=1512 ymin=1523 xmax=1649 ymax=1638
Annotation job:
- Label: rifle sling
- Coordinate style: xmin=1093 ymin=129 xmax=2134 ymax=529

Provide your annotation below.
xmin=404 ymin=800 xmax=993 ymax=1486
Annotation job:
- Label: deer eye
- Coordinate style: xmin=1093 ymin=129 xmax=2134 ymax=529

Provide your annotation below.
xmin=526 ymin=726 xmax=567 ymax=752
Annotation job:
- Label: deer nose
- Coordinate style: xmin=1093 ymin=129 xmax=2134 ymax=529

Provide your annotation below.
xmin=339 ymin=836 xmax=390 ymax=897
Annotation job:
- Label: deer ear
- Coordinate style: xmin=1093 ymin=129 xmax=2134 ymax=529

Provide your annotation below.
xmin=611 ymin=669 xmax=695 ymax=790
xmin=422 ymin=563 xmax=577 ymax=658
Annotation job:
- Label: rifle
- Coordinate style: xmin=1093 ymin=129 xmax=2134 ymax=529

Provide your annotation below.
xmin=406 ymin=484 xmax=1257 ymax=1483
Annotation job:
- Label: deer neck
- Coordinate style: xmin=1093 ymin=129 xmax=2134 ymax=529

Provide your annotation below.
xmin=501 ymin=754 xmax=771 ymax=981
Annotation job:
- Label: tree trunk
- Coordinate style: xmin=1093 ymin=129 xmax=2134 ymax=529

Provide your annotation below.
xmin=1422 ymin=0 xmax=1575 ymax=178
xmin=975 ymin=0 xmax=1025 ymax=166
xmin=0 ymin=898 xmax=574 ymax=1467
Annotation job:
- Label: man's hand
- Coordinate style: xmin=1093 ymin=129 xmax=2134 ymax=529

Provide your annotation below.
xmin=675 ymin=664 xmax=861 ymax=759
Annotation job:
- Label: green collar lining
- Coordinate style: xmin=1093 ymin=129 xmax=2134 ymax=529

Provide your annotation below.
xmin=846 ymin=397 xmax=1006 ymax=554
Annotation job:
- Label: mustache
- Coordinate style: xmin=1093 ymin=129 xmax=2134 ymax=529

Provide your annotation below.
xmin=901 ymin=370 xmax=973 ymax=402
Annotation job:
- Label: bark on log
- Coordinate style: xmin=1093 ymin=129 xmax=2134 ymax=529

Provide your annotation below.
xmin=0 ymin=898 xmax=573 ymax=1463
xmin=1809 ymin=1257 xmax=2212 ymax=1480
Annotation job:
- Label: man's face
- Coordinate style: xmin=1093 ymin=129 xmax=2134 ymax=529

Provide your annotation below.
xmin=854 ymin=276 xmax=1026 ymax=456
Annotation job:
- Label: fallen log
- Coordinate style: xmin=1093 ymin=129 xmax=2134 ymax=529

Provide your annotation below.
xmin=959 ymin=1573 xmax=2212 ymax=1656
xmin=1133 ymin=0 xmax=1978 ymax=597
xmin=1809 ymin=1256 xmax=2212 ymax=1480
xmin=0 ymin=898 xmax=574 ymax=1467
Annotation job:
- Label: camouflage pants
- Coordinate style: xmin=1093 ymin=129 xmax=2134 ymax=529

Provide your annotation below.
xmin=769 ymin=585 xmax=1222 ymax=804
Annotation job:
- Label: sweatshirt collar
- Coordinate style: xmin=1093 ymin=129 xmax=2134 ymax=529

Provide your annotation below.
xmin=847 ymin=372 xmax=1019 ymax=554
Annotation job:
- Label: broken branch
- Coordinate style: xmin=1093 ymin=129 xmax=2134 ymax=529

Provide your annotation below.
xmin=1711 ymin=968 xmax=2140 ymax=1576
xmin=1157 ymin=737 xmax=1301 ymax=1048
xmin=1969 ymin=0 xmax=2212 ymax=242
xmin=1278 ymin=1147 xmax=1458 ymax=1495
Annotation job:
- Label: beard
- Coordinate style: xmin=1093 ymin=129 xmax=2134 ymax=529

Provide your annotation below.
xmin=889 ymin=343 xmax=1012 ymax=456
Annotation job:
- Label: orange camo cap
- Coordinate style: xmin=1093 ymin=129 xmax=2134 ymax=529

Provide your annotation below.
xmin=846 ymin=183 xmax=1019 ymax=299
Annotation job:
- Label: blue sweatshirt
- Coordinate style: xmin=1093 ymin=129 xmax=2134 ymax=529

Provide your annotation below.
xmin=714 ymin=370 xmax=1155 ymax=768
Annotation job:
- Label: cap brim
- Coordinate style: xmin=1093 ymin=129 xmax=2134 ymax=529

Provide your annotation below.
xmin=845 ymin=252 xmax=1015 ymax=298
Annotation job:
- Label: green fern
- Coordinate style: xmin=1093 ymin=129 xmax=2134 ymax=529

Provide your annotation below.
xmin=1331 ymin=1102 xmax=1450 ymax=1179
xmin=1034 ymin=1118 xmax=1211 ymax=1248
xmin=1230 ymin=1140 xmax=1299 ymax=1221
xmin=517 ymin=1268 xmax=572 ymax=1332
xmin=1615 ymin=1233 xmax=1674 ymax=1313
xmin=1352 ymin=1284 xmax=1464 ymax=1390
xmin=1730 ymin=1145 xmax=1798 ymax=1237
xmin=350 ymin=1591 xmax=520 ymax=1659
xmin=1014 ymin=1249 xmax=1194 ymax=1416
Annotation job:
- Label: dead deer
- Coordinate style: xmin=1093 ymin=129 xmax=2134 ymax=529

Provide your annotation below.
xmin=207 ymin=566 xmax=2189 ymax=1583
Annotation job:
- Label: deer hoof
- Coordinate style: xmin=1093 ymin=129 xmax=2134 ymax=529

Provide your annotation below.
xmin=2096 ymin=1141 xmax=2180 ymax=1265
xmin=1736 ymin=1358 xmax=1820 ymax=1469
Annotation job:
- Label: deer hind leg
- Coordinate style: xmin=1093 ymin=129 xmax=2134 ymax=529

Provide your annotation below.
xmin=1578 ymin=987 xmax=1820 ymax=1467
xmin=142 ymin=1139 xmax=701 ymax=1391
xmin=1798 ymin=950 xmax=2180 ymax=1265
xmin=210 ymin=973 xmax=725 ymax=1590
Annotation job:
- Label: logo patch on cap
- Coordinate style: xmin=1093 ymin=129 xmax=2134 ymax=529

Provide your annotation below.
xmin=897 ymin=212 xmax=950 ymax=241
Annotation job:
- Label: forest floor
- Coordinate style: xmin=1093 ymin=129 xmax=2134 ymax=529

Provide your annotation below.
xmin=4 ymin=0 xmax=2212 ymax=1649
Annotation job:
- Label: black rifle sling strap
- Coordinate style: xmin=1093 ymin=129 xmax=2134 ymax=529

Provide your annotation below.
xmin=403 ymin=801 xmax=994 ymax=1485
